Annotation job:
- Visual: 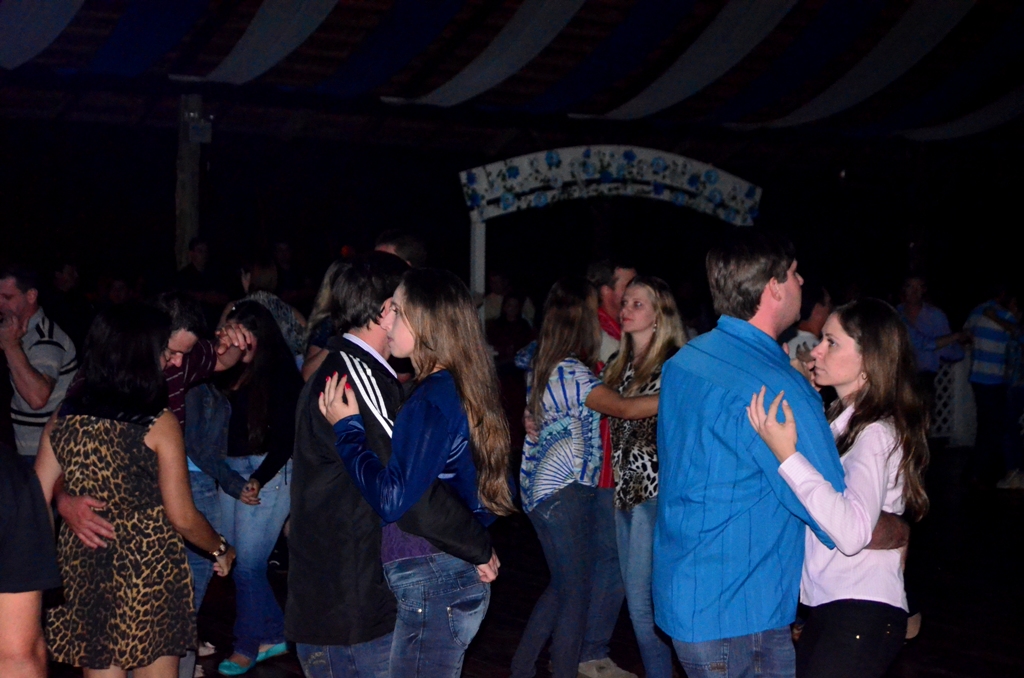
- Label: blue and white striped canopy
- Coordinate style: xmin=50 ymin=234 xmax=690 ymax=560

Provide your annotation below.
xmin=1 ymin=0 xmax=1022 ymax=141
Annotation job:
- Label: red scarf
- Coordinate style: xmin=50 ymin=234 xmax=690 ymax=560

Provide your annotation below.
xmin=598 ymin=307 xmax=622 ymax=342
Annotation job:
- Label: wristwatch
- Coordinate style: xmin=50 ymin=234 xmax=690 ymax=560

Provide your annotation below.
xmin=211 ymin=534 xmax=229 ymax=558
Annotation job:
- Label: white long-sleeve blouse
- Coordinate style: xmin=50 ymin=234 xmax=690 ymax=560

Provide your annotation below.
xmin=778 ymin=406 xmax=908 ymax=611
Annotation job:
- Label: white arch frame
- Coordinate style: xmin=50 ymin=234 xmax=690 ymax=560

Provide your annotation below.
xmin=458 ymin=145 xmax=762 ymax=294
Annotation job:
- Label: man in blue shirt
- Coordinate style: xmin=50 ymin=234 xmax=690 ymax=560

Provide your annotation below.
xmin=655 ymin=232 xmax=848 ymax=677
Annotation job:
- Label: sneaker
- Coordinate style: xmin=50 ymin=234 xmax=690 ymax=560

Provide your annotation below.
xmin=577 ymin=658 xmax=638 ymax=678
xmin=197 ymin=642 xmax=217 ymax=657
xmin=996 ymin=469 xmax=1023 ymax=489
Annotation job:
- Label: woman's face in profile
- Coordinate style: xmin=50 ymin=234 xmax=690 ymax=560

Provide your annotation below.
xmin=809 ymin=314 xmax=865 ymax=400
xmin=387 ymin=285 xmax=417 ymax=359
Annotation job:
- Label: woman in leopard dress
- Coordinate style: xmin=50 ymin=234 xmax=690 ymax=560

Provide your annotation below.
xmin=35 ymin=304 xmax=235 ymax=678
xmin=602 ymin=276 xmax=686 ymax=678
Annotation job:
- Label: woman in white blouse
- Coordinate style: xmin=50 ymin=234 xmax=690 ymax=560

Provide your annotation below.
xmin=746 ymin=298 xmax=929 ymax=678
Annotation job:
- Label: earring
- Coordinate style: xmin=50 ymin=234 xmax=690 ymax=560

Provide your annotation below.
xmin=860 ymin=371 xmax=867 ymax=381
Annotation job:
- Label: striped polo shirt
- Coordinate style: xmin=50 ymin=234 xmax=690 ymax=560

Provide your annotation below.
xmin=964 ymin=301 xmax=1017 ymax=385
xmin=10 ymin=308 xmax=77 ymax=456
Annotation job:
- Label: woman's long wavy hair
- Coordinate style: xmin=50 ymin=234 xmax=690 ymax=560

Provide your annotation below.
xmin=217 ymin=300 xmax=302 ymax=454
xmin=528 ymin=277 xmax=600 ymax=421
xmin=827 ymin=298 xmax=930 ymax=520
xmin=398 ymin=268 xmax=514 ymax=516
xmin=603 ymin=276 xmax=686 ymax=395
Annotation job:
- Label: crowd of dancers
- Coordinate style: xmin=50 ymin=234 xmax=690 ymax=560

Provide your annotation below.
xmin=0 ymin=228 xmax=1021 ymax=678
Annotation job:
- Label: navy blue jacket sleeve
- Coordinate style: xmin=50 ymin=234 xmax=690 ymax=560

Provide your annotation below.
xmin=332 ymin=398 xmax=451 ymax=523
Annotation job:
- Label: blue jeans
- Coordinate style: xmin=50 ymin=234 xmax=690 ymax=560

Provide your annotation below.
xmin=511 ymin=483 xmax=595 ymax=678
xmin=179 ymin=471 xmax=224 ymax=678
xmin=186 ymin=471 xmax=223 ymax=611
xmin=384 ymin=553 xmax=490 ymax=678
xmin=296 ymin=634 xmax=393 ymax=678
xmin=219 ymin=456 xmax=292 ymax=661
xmin=581 ymin=486 xmax=624 ymax=663
xmin=616 ymin=498 xmax=673 ymax=678
xmin=673 ymin=626 xmax=796 ymax=678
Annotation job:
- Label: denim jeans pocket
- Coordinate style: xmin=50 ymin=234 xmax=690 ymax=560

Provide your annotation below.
xmin=446 ymin=583 xmax=490 ymax=649
xmin=296 ymin=646 xmax=331 ymax=678
xmin=674 ymin=638 xmax=729 ymax=675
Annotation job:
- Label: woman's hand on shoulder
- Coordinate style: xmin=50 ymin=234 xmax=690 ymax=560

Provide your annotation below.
xmin=214 ymin=545 xmax=236 ymax=577
xmin=318 ymin=372 xmax=359 ymax=425
xmin=745 ymin=386 xmax=799 ymax=463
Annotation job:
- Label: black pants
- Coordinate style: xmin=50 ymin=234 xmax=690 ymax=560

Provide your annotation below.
xmin=796 ymin=599 xmax=907 ymax=678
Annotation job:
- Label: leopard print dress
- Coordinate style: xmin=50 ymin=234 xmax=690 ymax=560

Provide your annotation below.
xmin=46 ymin=413 xmax=195 ymax=670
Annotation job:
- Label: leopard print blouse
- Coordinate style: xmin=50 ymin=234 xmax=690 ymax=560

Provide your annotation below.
xmin=608 ymin=359 xmax=662 ymax=511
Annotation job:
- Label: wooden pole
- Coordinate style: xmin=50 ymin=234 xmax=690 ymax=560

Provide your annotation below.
xmin=175 ymin=94 xmax=202 ymax=270
xmin=469 ymin=210 xmax=486 ymax=321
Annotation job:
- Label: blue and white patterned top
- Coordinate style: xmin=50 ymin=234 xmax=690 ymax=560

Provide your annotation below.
xmin=520 ymin=357 xmax=603 ymax=513
xmin=964 ymin=301 xmax=1017 ymax=385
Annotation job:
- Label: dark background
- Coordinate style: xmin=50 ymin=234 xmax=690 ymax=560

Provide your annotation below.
xmin=2 ymin=116 xmax=1021 ymax=325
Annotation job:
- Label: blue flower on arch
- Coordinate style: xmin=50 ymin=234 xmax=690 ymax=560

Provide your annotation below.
xmin=652 ymin=182 xmax=665 ymax=196
xmin=687 ymin=174 xmax=701 ymax=188
xmin=500 ymin=192 xmax=516 ymax=210
xmin=582 ymin=161 xmax=596 ymax=177
xmin=703 ymin=169 xmax=719 ymax=185
xmin=533 ymin=192 xmax=549 ymax=208
xmin=583 ymin=148 xmax=592 ymax=159
xmin=623 ymin=149 xmax=637 ymax=164
xmin=465 ymin=171 xmax=477 ymax=187
xmin=545 ymin=151 xmax=561 ymax=168
xmin=672 ymin=192 xmax=688 ymax=207
xmin=723 ymin=208 xmax=737 ymax=223
xmin=708 ymin=189 xmax=723 ymax=205
xmin=599 ymin=170 xmax=613 ymax=183
xmin=651 ymin=157 xmax=667 ymax=174
xmin=468 ymin=191 xmax=482 ymax=208
xmin=550 ymin=175 xmax=564 ymax=188
xmin=748 ymin=206 xmax=759 ymax=219
xmin=506 ymin=165 xmax=520 ymax=180
xmin=745 ymin=184 xmax=758 ymax=199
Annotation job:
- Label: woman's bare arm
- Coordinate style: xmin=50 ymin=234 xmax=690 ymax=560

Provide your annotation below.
xmin=147 ymin=412 xmax=223 ymax=553
xmin=585 ymin=384 xmax=658 ymax=420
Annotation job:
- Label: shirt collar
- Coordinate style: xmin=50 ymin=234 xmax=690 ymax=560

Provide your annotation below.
xmin=342 ymin=333 xmax=397 ymax=378
xmin=21 ymin=308 xmax=45 ymax=345
xmin=716 ymin=315 xmax=791 ymax=365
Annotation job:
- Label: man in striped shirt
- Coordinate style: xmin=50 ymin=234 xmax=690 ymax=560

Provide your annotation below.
xmin=964 ymin=286 xmax=1020 ymax=485
xmin=0 ymin=265 xmax=77 ymax=461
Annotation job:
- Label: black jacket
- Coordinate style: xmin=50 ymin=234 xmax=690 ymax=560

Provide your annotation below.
xmin=286 ymin=336 xmax=491 ymax=646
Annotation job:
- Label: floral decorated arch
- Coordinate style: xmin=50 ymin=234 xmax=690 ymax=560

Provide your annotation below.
xmin=458 ymin=145 xmax=762 ymax=294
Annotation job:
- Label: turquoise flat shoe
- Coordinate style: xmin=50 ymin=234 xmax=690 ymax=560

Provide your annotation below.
xmin=217 ymin=658 xmax=253 ymax=676
xmin=256 ymin=642 xmax=288 ymax=663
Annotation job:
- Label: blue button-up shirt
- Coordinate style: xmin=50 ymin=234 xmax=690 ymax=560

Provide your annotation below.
xmin=654 ymin=316 xmax=846 ymax=643
xmin=897 ymin=303 xmax=964 ymax=373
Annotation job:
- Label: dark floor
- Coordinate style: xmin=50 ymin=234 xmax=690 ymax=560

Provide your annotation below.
xmin=48 ymin=442 xmax=1024 ymax=678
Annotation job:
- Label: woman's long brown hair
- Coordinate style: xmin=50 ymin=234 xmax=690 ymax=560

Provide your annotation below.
xmin=528 ymin=277 xmax=600 ymax=421
xmin=828 ymin=298 xmax=930 ymax=520
xmin=399 ymin=269 xmax=514 ymax=516
xmin=603 ymin=276 xmax=686 ymax=395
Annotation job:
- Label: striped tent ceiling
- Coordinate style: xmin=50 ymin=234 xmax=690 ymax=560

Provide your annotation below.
xmin=2 ymin=0 xmax=1024 ymax=146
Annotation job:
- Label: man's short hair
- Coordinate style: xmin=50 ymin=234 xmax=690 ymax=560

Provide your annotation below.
xmin=334 ymin=251 xmax=410 ymax=332
xmin=153 ymin=291 xmax=207 ymax=336
xmin=0 ymin=264 xmax=39 ymax=294
xmin=374 ymin=230 xmax=427 ymax=268
xmin=585 ymin=259 xmax=634 ymax=290
xmin=706 ymin=231 xmax=796 ymax=320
